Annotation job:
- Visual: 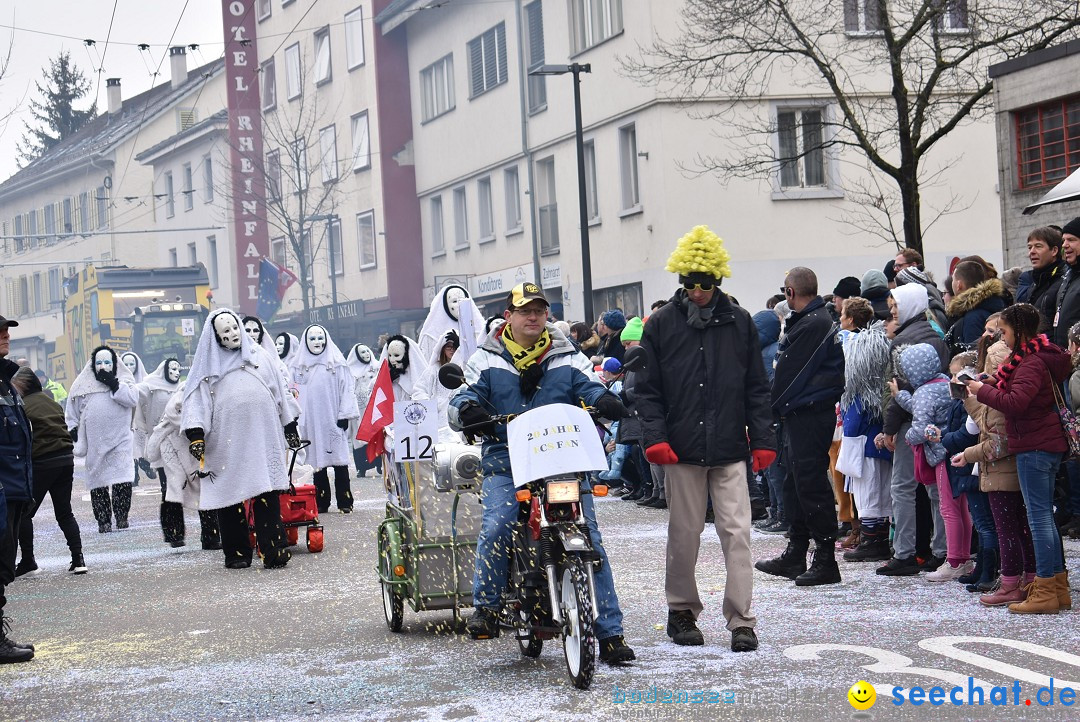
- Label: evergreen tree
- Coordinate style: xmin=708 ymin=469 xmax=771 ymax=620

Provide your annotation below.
xmin=18 ymin=52 xmax=97 ymax=166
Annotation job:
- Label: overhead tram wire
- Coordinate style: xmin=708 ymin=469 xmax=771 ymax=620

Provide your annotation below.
xmin=91 ymin=1 xmax=119 ymax=114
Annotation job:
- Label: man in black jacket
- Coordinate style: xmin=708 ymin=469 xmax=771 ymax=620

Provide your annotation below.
xmin=1016 ymin=226 xmax=1065 ymax=334
xmin=756 ymin=268 xmax=846 ymax=587
xmin=1053 ymin=218 xmax=1080 ymax=349
xmin=635 ymin=243 xmax=774 ymax=653
xmin=0 ymin=315 xmax=35 ymax=664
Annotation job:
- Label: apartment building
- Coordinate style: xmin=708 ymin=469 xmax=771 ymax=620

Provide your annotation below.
xmin=377 ymin=0 xmax=1004 ymax=321
xmin=0 ymin=49 xmax=226 ymax=366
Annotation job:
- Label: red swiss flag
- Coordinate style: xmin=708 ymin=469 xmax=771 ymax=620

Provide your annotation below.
xmin=356 ymin=359 xmax=395 ymax=462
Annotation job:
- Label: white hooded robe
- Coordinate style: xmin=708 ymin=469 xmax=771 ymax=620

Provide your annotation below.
xmin=291 ymin=326 xmax=360 ymax=469
xmin=65 ymin=355 xmax=139 ymax=490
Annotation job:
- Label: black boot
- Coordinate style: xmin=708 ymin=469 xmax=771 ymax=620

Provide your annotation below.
xmin=967 ymin=548 xmax=999 ymax=593
xmin=958 ymin=547 xmax=983 ymax=585
xmin=0 ymin=614 xmax=35 ymax=663
xmin=69 ymin=550 xmax=88 ymax=574
xmin=755 ymin=539 xmax=809 ymax=579
xmin=795 ymin=541 xmax=842 ymax=586
xmin=843 ymin=528 xmax=892 ymax=562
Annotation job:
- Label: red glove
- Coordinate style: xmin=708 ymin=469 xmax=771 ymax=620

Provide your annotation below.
xmin=645 ymin=442 xmax=679 ymax=465
xmin=752 ymin=449 xmax=777 ymax=474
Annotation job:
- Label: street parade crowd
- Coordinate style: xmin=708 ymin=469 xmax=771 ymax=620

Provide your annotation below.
xmin=2 ymin=222 xmax=1079 ymax=666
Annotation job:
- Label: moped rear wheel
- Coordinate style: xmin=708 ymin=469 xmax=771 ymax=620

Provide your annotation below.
xmin=560 ymin=556 xmax=595 ymax=690
xmin=379 ymin=527 xmax=404 ymax=632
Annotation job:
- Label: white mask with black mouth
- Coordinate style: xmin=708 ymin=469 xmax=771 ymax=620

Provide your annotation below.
xmin=94 ymin=349 xmax=115 ymax=375
xmin=355 ymin=345 xmax=372 ymax=364
xmin=243 ymin=318 xmax=263 ymax=345
xmin=443 ymin=286 xmax=469 ymax=322
xmin=213 ymin=313 xmax=243 ymax=351
xmin=276 ymin=334 xmax=288 ymax=359
xmin=122 ymin=353 xmax=138 ymax=375
xmin=165 ymin=359 xmax=181 ymax=384
xmin=306 ymin=326 xmax=327 ymax=355
xmin=386 ymin=337 xmax=410 ymax=381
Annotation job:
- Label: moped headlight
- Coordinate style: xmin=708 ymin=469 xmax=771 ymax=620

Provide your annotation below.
xmin=545 ymin=479 xmax=580 ymax=504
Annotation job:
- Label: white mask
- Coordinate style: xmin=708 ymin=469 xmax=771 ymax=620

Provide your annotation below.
xmin=122 ymin=354 xmax=138 ymax=374
xmin=356 ymin=345 xmax=372 ymax=364
xmin=94 ymin=349 xmax=114 ymax=374
xmin=387 ymin=340 xmax=407 ymax=369
xmin=213 ymin=313 xmax=243 ymax=351
xmin=444 ymin=287 xmax=468 ymax=321
xmin=276 ymin=334 xmax=287 ymax=358
xmin=244 ymin=320 xmax=262 ymax=344
xmin=166 ymin=360 xmax=181 ymax=384
xmin=306 ymin=326 xmax=327 ymax=354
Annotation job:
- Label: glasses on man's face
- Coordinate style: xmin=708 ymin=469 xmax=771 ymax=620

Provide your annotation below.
xmin=683 ymin=282 xmax=714 ymax=292
xmin=512 ymin=307 xmax=547 ymax=318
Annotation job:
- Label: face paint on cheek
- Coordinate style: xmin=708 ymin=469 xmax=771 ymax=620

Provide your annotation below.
xmin=306 ymin=326 xmax=327 ymax=354
xmin=94 ymin=351 xmax=114 ymax=374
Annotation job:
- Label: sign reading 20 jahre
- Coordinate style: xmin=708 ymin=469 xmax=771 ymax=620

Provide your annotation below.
xmin=506 ymin=404 xmax=608 ymax=487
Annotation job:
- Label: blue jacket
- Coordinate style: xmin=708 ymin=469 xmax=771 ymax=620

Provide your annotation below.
xmin=841 ymin=397 xmax=892 ymax=461
xmin=941 ymin=398 xmax=979 ymax=497
xmin=772 ymin=297 xmax=845 ymax=415
xmin=753 ymin=309 xmax=780 ymax=383
xmin=449 ymin=322 xmax=611 ymax=477
xmin=1 ymin=358 xmax=34 ymax=503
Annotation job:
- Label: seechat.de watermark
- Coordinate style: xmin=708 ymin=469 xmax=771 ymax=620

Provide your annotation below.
xmin=847 ymin=678 xmax=1077 ymax=710
xmin=613 ymin=685 xmax=736 ymax=704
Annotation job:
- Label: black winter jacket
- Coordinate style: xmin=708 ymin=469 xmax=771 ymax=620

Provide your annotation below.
xmin=1054 ymin=261 xmax=1080 ymax=349
xmin=771 ymin=297 xmax=845 ymax=416
xmin=1021 ymin=260 xmax=1066 ymax=334
xmin=882 ymin=316 xmax=950 ymax=435
xmin=0 ymin=358 xmax=34 ymax=503
xmin=615 ymin=368 xmax=643 ymax=444
xmin=635 ymin=289 xmax=774 ymax=466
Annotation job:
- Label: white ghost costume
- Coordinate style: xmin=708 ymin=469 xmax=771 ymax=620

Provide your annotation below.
xmin=135 ymin=358 xmax=183 ymax=439
xmin=145 ymin=383 xmax=202 ymax=509
xmin=413 ymin=331 xmax=465 ymax=443
xmin=121 ymin=351 xmax=149 ymax=459
xmin=248 ymin=320 xmax=302 ymax=425
xmin=381 ymin=334 xmax=427 ymax=402
xmin=418 ymin=284 xmax=485 ymax=361
xmin=276 ymin=332 xmax=300 ymax=368
xmin=347 ymin=343 xmax=378 ymax=449
xmin=181 ymin=309 xmax=295 ymax=510
xmin=291 ymin=325 xmax=360 ymax=469
xmin=66 ymin=352 xmax=139 ymax=490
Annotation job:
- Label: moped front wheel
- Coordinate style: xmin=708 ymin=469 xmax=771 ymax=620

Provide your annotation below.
xmin=560 ymin=556 xmax=595 ymax=690
xmin=379 ymin=527 xmax=404 ymax=632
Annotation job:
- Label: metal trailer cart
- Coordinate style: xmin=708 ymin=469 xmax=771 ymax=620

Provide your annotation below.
xmin=376 ymin=436 xmax=484 ymax=632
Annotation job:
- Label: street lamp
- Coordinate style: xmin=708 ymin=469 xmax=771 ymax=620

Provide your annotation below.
xmin=528 ymin=63 xmax=593 ymax=324
xmin=304 ymin=213 xmax=339 ymax=317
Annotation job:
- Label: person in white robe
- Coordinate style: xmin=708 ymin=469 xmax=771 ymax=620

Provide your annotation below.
xmin=346 ymin=343 xmax=380 ymax=476
xmin=246 ymin=317 xmax=302 ymax=424
xmin=292 ymin=324 xmax=360 ymax=512
xmin=418 ymin=284 xmax=486 ymax=361
xmin=381 ymin=334 xmax=427 ymax=403
xmin=413 ymin=330 xmax=465 ymax=443
xmin=121 ymin=351 xmax=155 ymax=485
xmin=65 ymin=346 xmax=139 ymax=533
xmin=181 ymin=309 xmax=300 ymax=569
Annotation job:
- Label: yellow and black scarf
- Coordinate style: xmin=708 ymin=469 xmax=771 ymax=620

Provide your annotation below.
xmin=501 ymin=325 xmax=552 ymax=372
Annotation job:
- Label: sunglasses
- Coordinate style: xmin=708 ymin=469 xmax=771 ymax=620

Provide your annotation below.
xmin=683 ymin=282 xmax=715 ymax=292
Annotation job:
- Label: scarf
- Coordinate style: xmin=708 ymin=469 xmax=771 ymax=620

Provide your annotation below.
xmin=501 ymin=325 xmax=552 ymax=372
xmin=990 ymin=334 xmax=1050 ymax=390
xmin=680 ymin=290 xmax=718 ymax=330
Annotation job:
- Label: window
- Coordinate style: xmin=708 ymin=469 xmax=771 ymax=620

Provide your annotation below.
xmin=525 ymin=1 xmax=546 ymax=113
xmin=569 ymin=0 xmax=623 ymax=54
xmin=843 ymin=0 xmax=883 ymax=35
xmin=32 ymin=273 xmax=43 ymax=313
xmin=28 ymin=211 xmax=38 ymax=245
xmin=266 ymin=149 xmax=282 ymax=200
xmin=357 ymin=210 xmax=376 ymax=268
xmin=453 ymin=186 xmax=469 ymax=248
xmin=351 ymin=111 xmax=370 ymax=171
xmin=591 ymin=282 xmax=643 ymax=321
xmin=13 ymin=215 xmax=22 ymax=252
xmin=168 ymin=248 xmax=178 ymax=267
xmin=319 ymin=125 xmax=338 ymax=182
xmin=1016 ymin=95 xmax=1080 ymax=189
xmin=62 ymin=197 xmax=73 ymax=234
xmin=536 ymin=156 xmax=559 ymax=253
xmin=96 ymin=186 xmax=107 ymax=228
xmin=285 ymin=43 xmax=301 ymax=100
xmin=165 ymin=172 xmax=175 ymax=218
xmin=478 ymin=177 xmax=494 ymax=241
xmin=48 ymin=267 xmax=62 ymax=306
xmin=183 ymin=163 xmax=194 ymax=211
xmin=257 ymin=0 xmax=271 ymax=21
xmin=430 ymin=196 xmax=445 ymax=254
xmin=328 ymin=218 xmax=343 ymax=276
xmin=207 ymin=236 xmax=219 ymax=287
xmin=345 ymin=7 xmax=365 ymax=70
xmin=261 ymin=58 xmax=277 ymax=110
xmin=468 ymin=23 xmax=507 ymax=98
xmin=271 ymin=236 xmax=288 ymax=268
xmin=203 ymin=155 xmax=214 ymax=203
xmin=188 ymin=242 xmax=198 ymax=266
xmin=293 ymin=139 xmax=309 ymax=192
xmin=777 ymin=107 xmax=826 ymax=188
xmin=936 ymin=0 xmax=969 ymax=32
xmin=44 ymin=203 xmax=56 ymax=238
xmin=618 ymin=123 xmax=640 ymax=211
xmin=420 ymin=54 xmax=455 ymax=122
xmin=79 ymin=191 xmax=89 ymax=232
xmin=583 ymin=140 xmax=599 ymax=222
xmin=504 ymin=166 xmax=522 ymax=232
xmin=313 ymin=27 xmax=332 ymax=85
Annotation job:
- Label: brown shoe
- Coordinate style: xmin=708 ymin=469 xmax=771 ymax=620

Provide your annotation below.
xmin=980 ymin=577 xmax=1025 ymax=607
xmin=1055 ymin=571 xmax=1073 ymax=611
xmin=840 ymin=529 xmax=860 ymax=550
xmin=1008 ymin=576 xmax=1059 ymax=614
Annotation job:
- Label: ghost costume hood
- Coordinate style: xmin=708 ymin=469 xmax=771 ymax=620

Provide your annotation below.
xmin=890 ymin=283 xmax=929 ymax=327
xmin=276 ymin=332 xmax=300 ymax=366
xmin=418 ymin=284 xmax=485 ymax=360
xmin=64 ymin=348 xmax=139 ymax=489
xmin=348 ymin=343 xmax=377 ymax=379
xmin=134 ymin=358 xmax=183 ymax=435
xmin=291 ymin=325 xmax=360 ymax=468
xmin=295 ymin=324 xmax=348 ymax=371
xmin=183 ymin=309 xmax=265 ymax=403
xmin=120 ymin=352 xmax=147 ymax=383
xmin=381 ymin=334 xmax=426 ymax=399
xmin=68 ymin=347 xmax=136 ymax=400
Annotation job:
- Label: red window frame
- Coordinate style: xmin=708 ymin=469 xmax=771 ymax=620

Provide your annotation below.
xmin=1015 ymin=95 xmax=1080 ymax=189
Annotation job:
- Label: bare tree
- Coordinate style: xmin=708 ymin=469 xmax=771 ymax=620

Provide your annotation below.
xmin=627 ymin=0 xmax=1080 ymax=254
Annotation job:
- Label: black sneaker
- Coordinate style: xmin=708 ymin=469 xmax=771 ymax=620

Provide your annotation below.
xmin=760 ymin=518 xmax=790 ymax=535
xmin=598 ymin=635 xmax=636 ymax=664
xmin=69 ymin=552 xmax=88 ymax=575
xmin=116 ymin=519 xmax=129 ymax=530
xmin=467 ymin=607 xmax=501 ymax=639
xmin=14 ymin=559 xmax=38 ymax=578
xmin=225 ymin=559 xmax=252 ymax=569
xmin=666 ymin=610 xmax=704 ymax=646
xmin=731 ymin=626 xmax=758 ymax=652
xmin=263 ymin=548 xmax=291 ymax=569
xmin=918 ymin=555 xmax=946 ymax=572
xmin=704 ymin=508 xmax=715 ymax=524
xmin=1060 ymin=515 xmax=1080 ymax=539
xmin=169 ymin=540 xmax=186 ymax=548
xmin=98 ymin=522 xmax=112 ymax=534
xmin=876 ymin=556 xmax=921 ymax=576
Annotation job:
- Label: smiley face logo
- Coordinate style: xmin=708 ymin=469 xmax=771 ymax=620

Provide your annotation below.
xmin=847 ymin=680 xmax=876 ymax=710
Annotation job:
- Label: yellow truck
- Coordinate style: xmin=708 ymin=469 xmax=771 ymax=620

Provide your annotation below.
xmin=48 ymin=265 xmax=211 ymax=387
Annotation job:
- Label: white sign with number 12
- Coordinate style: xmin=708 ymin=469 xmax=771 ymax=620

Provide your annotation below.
xmin=393 ymin=399 xmax=439 ymax=462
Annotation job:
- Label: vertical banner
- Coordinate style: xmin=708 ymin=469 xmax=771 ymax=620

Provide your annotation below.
xmin=222 ymin=0 xmax=269 ymax=314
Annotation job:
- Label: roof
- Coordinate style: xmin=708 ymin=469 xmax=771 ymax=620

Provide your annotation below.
xmin=988 ymin=39 xmax=1080 ymax=79
xmin=375 ymin=0 xmax=433 ymax=32
xmin=135 ymin=109 xmax=229 ymax=162
xmin=0 ymin=58 xmax=225 ymax=198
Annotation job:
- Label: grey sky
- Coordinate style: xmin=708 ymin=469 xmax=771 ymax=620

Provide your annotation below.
xmin=0 ymin=0 xmax=225 ymax=182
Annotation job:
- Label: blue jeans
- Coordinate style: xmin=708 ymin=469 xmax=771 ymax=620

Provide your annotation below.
xmin=966 ymin=489 xmax=998 ymax=552
xmin=473 ymin=474 xmax=624 ymax=639
xmin=1016 ymin=450 xmax=1066 ymax=578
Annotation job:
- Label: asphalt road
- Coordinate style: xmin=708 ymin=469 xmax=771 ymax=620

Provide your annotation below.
xmin=2 ymin=465 xmax=1080 ymax=721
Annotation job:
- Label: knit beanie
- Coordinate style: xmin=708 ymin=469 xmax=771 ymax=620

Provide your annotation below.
xmin=621 ymin=316 xmax=644 ymax=342
xmin=832 ymin=276 xmax=862 ymax=299
xmin=895 ymin=266 xmax=931 ymax=287
xmin=1062 ymin=217 xmax=1080 ymax=239
xmin=861 ymin=269 xmax=889 ymax=295
xmin=601 ymin=309 xmax=626 ymax=331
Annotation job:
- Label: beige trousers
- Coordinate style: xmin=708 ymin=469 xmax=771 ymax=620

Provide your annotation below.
xmin=665 ymin=462 xmax=756 ymax=630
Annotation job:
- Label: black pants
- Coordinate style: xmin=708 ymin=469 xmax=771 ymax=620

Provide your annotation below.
xmin=313 ymin=466 xmax=352 ymax=512
xmin=90 ymin=483 xmax=132 ymax=526
xmin=781 ymin=404 xmax=839 ymax=544
xmin=217 ymin=491 xmax=288 ymax=565
xmin=915 ymin=484 xmax=933 ymax=559
xmin=158 ymin=471 xmax=220 ymax=546
xmin=352 ymin=447 xmax=384 ymax=476
xmin=18 ymin=461 xmax=82 ymax=562
xmin=1 ymin=501 xmax=27 ymax=614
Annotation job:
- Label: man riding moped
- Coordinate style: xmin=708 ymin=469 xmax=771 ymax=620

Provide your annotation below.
xmin=448 ymin=282 xmax=636 ymax=665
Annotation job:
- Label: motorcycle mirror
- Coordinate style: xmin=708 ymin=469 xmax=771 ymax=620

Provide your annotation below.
xmin=438 ymin=363 xmax=466 ymax=390
xmin=622 ymin=346 xmax=646 ymax=373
